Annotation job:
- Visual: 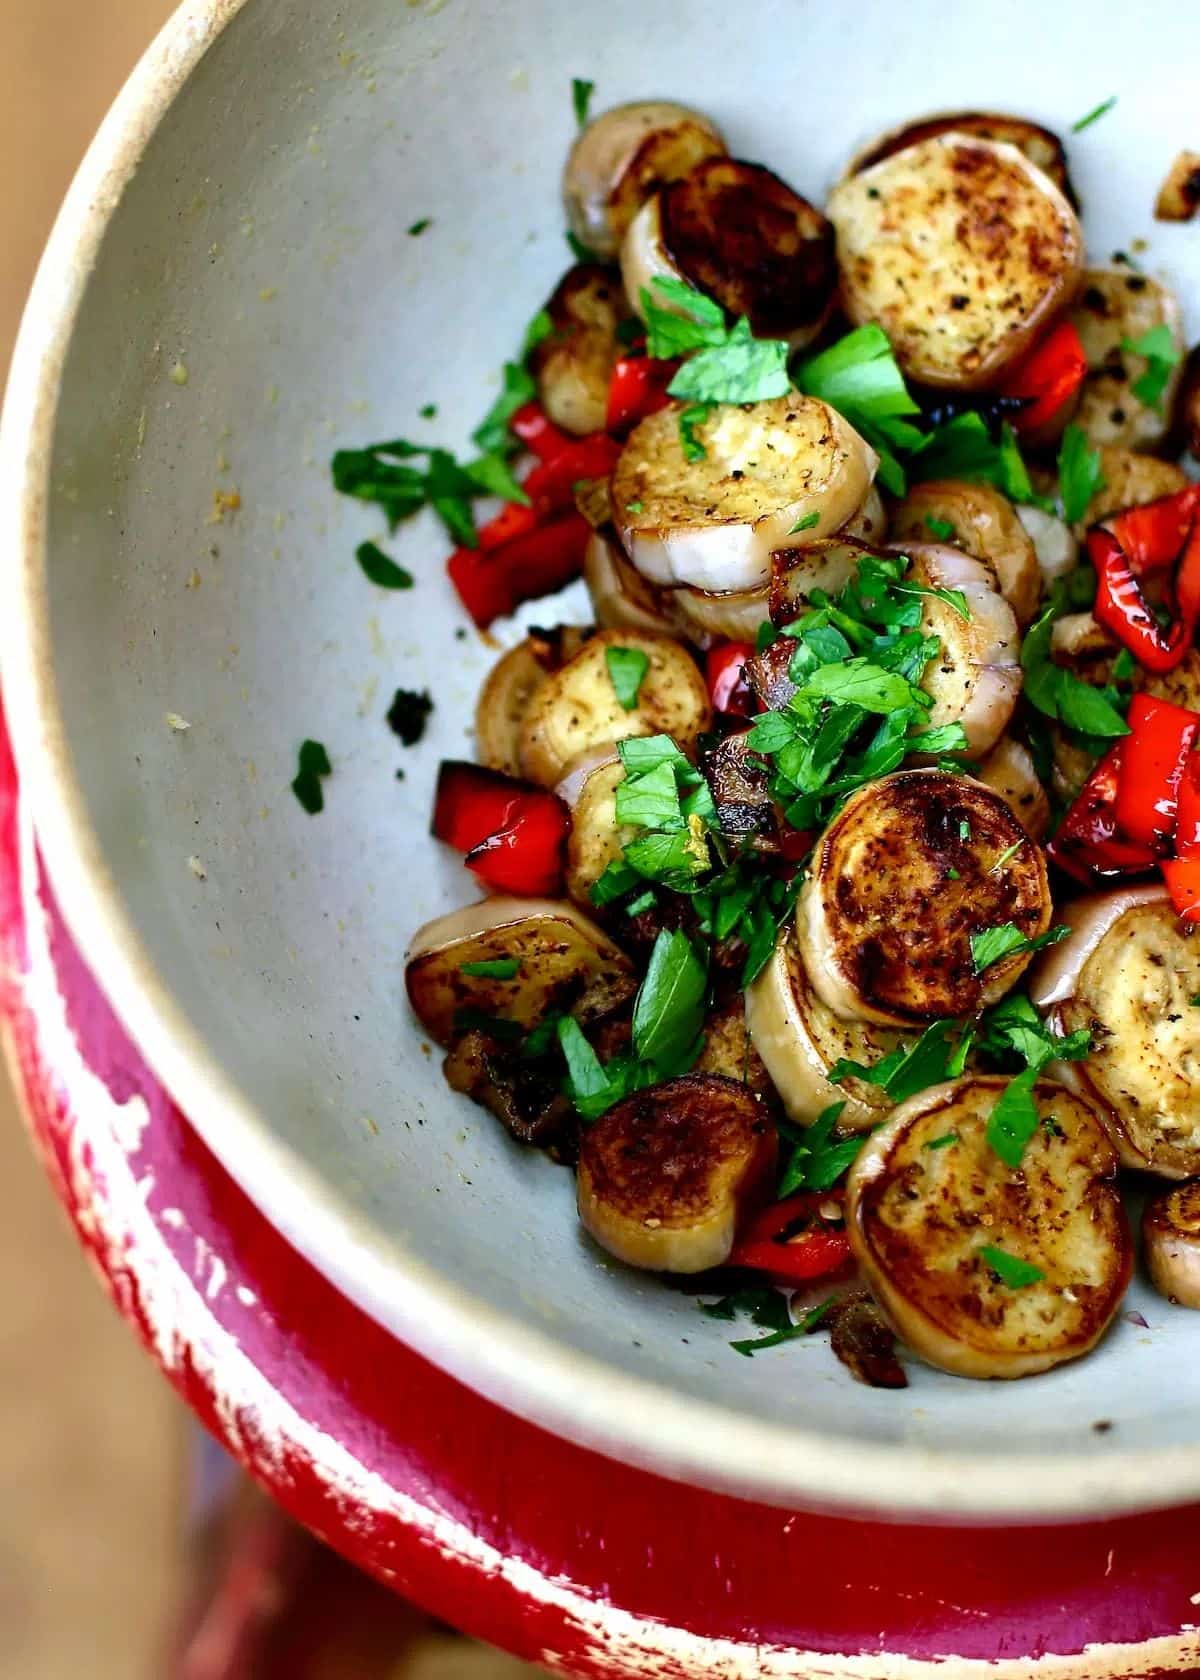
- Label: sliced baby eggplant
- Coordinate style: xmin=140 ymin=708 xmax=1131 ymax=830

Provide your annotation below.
xmin=613 ymin=396 xmax=877 ymax=593
xmin=583 ymin=527 xmax=680 ymax=638
xmin=563 ymin=100 xmax=727 ymax=262
xmin=1016 ymin=503 xmax=1079 ymax=584
xmin=444 ymin=1029 xmax=575 ymax=1153
xmin=797 ymin=769 xmax=1053 ymax=1026
xmin=1068 ymin=267 xmax=1186 ymax=454
xmin=828 ymin=134 xmax=1083 ymax=390
xmin=518 ymin=626 xmax=711 ymax=787
xmin=474 ymin=627 xmax=592 ymax=777
xmin=848 ymin=110 xmax=1077 ymax=205
xmin=745 ymin=930 xmax=908 ymax=1130
xmin=694 ymin=998 xmax=776 ymax=1100
xmin=406 ymin=896 xmax=634 ymax=1047
xmin=622 ymin=157 xmax=836 ymax=348
xmin=1031 ymin=886 xmax=1200 ymax=1179
xmin=1070 ymin=448 xmax=1189 ymax=537
xmin=1144 ymin=648 xmax=1200 ymax=714
xmin=900 ymin=544 xmax=1022 ymax=757
xmin=529 ymin=263 xmax=631 ymax=437
xmin=558 ymin=754 xmax=630 ymax=909
xmin=576 ymin=1073 xmax=776 ymax=1272
xmin=1143 ymin=1182 xmax=1200 ymax=1308
xmin=846 ymin=1075 xmax=1131 ymax=1379
xmin=890 ymin=479 xmax=1041 ymax=625
xmin=976 ymin=735 xmax=1051 ymax=841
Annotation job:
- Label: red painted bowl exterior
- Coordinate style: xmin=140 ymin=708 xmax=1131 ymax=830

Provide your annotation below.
xmin=4 ymin=695 xmax=1200 ymax=1677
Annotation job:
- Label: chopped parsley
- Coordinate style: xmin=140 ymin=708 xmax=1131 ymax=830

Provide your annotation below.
xmin=1072 ymin=95 xmax=1117 ymax=133
xmin=1020 ymin=591 xmax=1130 ymax=738
xmin=970 ymin=922 xmax=1069 ymax=974
xmin=777 ymin=1101 xmax=863 ymax=1195
xmin=924 ymin=514 xmax=956 ymax=541
xmin=625 ymin=499 xmax=644 ymax=513
xmin=789 ymin=511 xmax=821 ymax=534
xmin=332 ymin=439 xmax=528 ymax=548
xmin=419 ymin=402 xmax=437 ymax=420
xmin=910 ymin=413 xmax=1049 ymax=510
xmin=730 ymin=1296 xmax=837 ymax=1356
xmin=454 ymin=1007 xmax=523 ymax=1042
xmin=566 ymin=230 xmax=591 ymax=262
xmin=990 ymin=839 xmax=1025 ymax=872
xmin=571 ymin=77 xmax=595 ymax=127
xmin=977 ymin=993 xmax=1091 ymax=1169
xmin=1121 ymin=323 xmax=1182 ymax=411
xmin=980 ymin=1245 xmax=1044 ymax=1288
xmin=678 ymin=403 xmax=710 ymax=462
xmin=291 ymin=738 xmax=332 ymax=814
xmin=925 ymin=1132 xmax=959 ymax=1151
xmin=829 ymin=1018 xmax=975 ymax=1107
xmin=356 ymin=540 xmax=414 ymax=590
xmin=605 ymin=645 xmax=650 ymax=711
xmin=407 ymin=217 xmax=432 ymax=236
xmin=386 ymin=687 xmax=434 ymax=746
xmin=460 ymin=957 xmax=520 ymax=979
xmin=794 ymin=323 xmax=926 ymax=495
xmin=1057 ymin=423 xmax=1106 ymax=524
xmin=1192 ymin=994 xmax=1200 ymax=1008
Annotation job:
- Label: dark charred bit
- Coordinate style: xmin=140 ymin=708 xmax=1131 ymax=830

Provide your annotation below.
xmin=702 ymin=730 xmax=777 ymax=844
xmin=828 ymin=1290 xmax=908 ymax=1388
xmin=746 ymin=638 xmax=798 ymax=711
xmin=528 ymin=624 xmax=594 ymax=672
xmin=444 ymin=1029 xmax=578 ymax=1159
xmin=387 ymin=687 xmax=434 ymax=746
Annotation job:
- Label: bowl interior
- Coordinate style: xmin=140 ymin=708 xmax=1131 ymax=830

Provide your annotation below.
xmin=12 ymin=0 xmax=1200 ymax=1517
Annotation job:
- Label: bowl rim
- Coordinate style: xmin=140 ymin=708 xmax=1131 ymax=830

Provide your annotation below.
xmin=3 ymin=0 xmax=1199 ymax=1523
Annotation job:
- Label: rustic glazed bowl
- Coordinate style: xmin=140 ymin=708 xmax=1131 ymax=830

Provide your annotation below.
xmin=3 ymin=0 xmax=1198 ymax=1521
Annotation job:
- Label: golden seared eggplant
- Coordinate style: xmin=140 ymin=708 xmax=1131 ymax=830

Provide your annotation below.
xmin=475 ymin=626 xmax=592 ymax=777
xmin=577 ymin=1074 xmax=776 ymax=1272
xmin=828 ymin=134 xmax=1083 ymax=389
xmin=518 ymin=627 xmax=712 ymax=787
xmin=902 ymin=544 xmax=1022 ymax=757
xmin=1071 ymin=448 xmax=1190 ymax=535
xmin=889 ymin=480 xmax=1041 ymax=625
xmin=1031 ymin=887 xmax=1200 ymax=1179
xmin=1173 ymin=344 xmax=1200 ymax=459
xmin=529 ymin=263 xmax=630 ymax=436
xmin=558 ymin=754 xmax=630 ymax=909
xmin=745 ymin=930 xmax=909 ymax=1130
xmin=694 ymin=998 xmax=776 ymax=1099
xmin=563 ymin=100 xmax=727 ymax=261
xmin=1144 ymin=1183 xmax=1200 ymax=1308
xmin=622 ymin=157 xmax=836 ymax=349
xmin=612 ymin=396 xmax=877 ymax=593
xmin=583 ymin=528 xmax=681 ymax=638
xmin=797 ymin=769 xmax=1053 ymax=1026
xmin=849 ymin=109 xmax=1077 ymax=204
xmin=1068 ymin=267 xmax=1185 ymax=453
xmin=406 ymin=897 xmax=634 ymax=1047
xmin=846 ymin=1075 xmax=1131 ymax=1379
xmin=975 ymin=736 xmax=1051 ymax=840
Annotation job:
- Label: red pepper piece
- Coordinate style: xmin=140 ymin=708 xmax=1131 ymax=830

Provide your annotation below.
xmin=478 ymin=499 xmax=539 ymax=550
xmin=1115 ymin=693 xmax=1200 ymax=849
xmin=508 ymin=401 xmax=571 ymax=462
xmin=431 ymin=760 xmax=533 ymax=852
xmin=727 ymin=1194 xmax=854 ymax=1284
xmin=1046 ymin=742 xmax=1159 ymax=884
xmin=1090 ymin=527 xmax=1194 ymax=674
xmin=705 ymin=641 xmax=756 ymax=717
xmin=1107 ymin=487 xmax=1200 ymax=575
xmin=522 ymin=433 xmax=622 ymax=517
xmin=1000 ymin=319 xmax=1088 ymax=434
xmin=465 ymin=791 xmax=569 ymax=896
xmin=1163 ymin=856 xmax=1200 ymax=925
xmin=1174 ymin=754 xmax=1200 ymax=857
xmin=605 ymin=353 xmax=679 ymax=437
xmin=448 ymin=513 xmax=592 ymax=628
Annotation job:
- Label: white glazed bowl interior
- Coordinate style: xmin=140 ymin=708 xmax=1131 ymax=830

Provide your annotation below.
xmin=5 ymin=0 xmax=1200 ymax=1520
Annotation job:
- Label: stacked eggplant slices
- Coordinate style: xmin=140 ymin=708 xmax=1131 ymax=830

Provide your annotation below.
xmin=400 ymin=94 xmax=1200 ymax=1384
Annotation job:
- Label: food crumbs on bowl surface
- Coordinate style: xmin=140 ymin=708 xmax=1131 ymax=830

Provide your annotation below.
xmin=312 ymin=78 xmax=1200 ymax=1395
xmin=164 ymin=712 xmax=192 ymax=732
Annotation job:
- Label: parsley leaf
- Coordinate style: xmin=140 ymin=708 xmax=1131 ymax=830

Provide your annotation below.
xmin=668 ymin=315 xmax=790 ymax=406
xmin=778 ymin=1101 xmax=863 ymax=1195
xmin=794 ymin=323 xmax=924 ymax=496
xmin=556 ymin=1017 xmax=636 ymax=1121
xmin=790 ymin=511 xmax=821 ymax=534
xmin=796 ymin=659 xmax=920 ymax=714
xmin=979 ymin=1244 xmax=1044 ymax=1288
xmin=678 ymin=403 xmax=710 ymax=462
xmin=1057 ymin=423 xmax=1106 ymax=525
xmin=407 ymin=217 xmax=432 ymax=236
xmin=925 ymin=1132 xmax=959 ymax=1150
xmin=1020 ymin=595 xmax=1130 ymax=738
xmin=1122 ymin=323 xmax=1182 ymax=412
xmin=978 ymin=992 xmax=1091 ymax=1072
xmin=641 ymin=277 xmax=727 ymax=359
xmin=614 ymin=759 xmax=681 ymax=828
xmin=460 ymin=957 xmax=520 ymax=979
xmin=924 ymin=514 xmax=956 ymax=541
xmin=830 ymin=1018 xmax=975 ymax=1106
xmin=912 ymin=414 xmax=1049 ymax=510
xmin=291 ymin=739 xmax=332 ymax=814
xmin=355 ymin=540 xmax=413 ymax=590
xmin=605 ymin=645 xmax=650 ymax=711
xmin=572 ymin=77 xmax=595 ymax=127
xmin=970 ymin=922 xmax=1069 ymax=974
xmin=730 ymin=1296 xmax=837 ymax=1356
xmin=702 ymin=1287 xmax=791 ymax=1329
xmin=1072 ymin=95 xmax=1117 ymax=132
xmin=632 ymin=929 xmax=708 ymax=1071
xmin=985 ymin=1064 xmax=1042 ymax=1168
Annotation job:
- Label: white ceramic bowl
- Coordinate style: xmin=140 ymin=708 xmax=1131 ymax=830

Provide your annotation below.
xmin=4 ymin=0 xmax=1199 ymax=1522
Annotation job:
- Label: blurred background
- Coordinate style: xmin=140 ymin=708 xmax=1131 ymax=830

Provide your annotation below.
xmin=0 ymin=3 xmax=536 ymax=1675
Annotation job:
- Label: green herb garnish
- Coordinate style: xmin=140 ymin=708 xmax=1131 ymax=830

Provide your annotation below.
xmin=291 ymin=738 xmax=332 ymax=814
xmin=830 ymin=1018 xmax=975 ymax=1107
xmin=924 ymin=514 xmax=956 ymax=541
xmin=632 ymin=929 xmax=708 ymax=1070
xmin=1020 ymin=593 xmax=1130 ymax=738
xmin=572 ymin=77 xmax=595 ymax=127
xmin=979 ymin=1244 xmax=1044 ymax=1288
xmin=356 ymin=540 xmax=414 ymax=590
xmin=407 ymin=217 xmax=432 ymax=236
xmin=789 ymin=511 xmax=821 ymax=534
xmin=731 ymin=1296 xmax=838 ymax=1356
xmin=778 ymin=1101 xmax=863 ymax=1196
xmin=1072 ymin=95 xmax=1117 ymax=133
xmin=970 ymin=922 xmax=1069 ymax=974
xmin=1057 ymin=423 xmax=1106 ymax=525
xmin=794 ymin=323 xmax=925 ymax=495
xmin=459 ymin=957 xmax=520 ymax=979
xmin=925 ymin=1133 xmax=959 ymax=1151
xmin=1121 ymin=323 xmax=1182 ymax=412
xmin=606 ymin=645 xmax=650 ymax=711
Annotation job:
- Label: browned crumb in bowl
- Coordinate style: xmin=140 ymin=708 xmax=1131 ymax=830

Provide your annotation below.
xmin=1155 ymin=150 xmax=1200 ymax=221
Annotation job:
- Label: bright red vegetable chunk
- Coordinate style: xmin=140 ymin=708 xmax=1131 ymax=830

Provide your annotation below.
xmin=1115 ymin=693 xmax=1200 ymax=849
xmin=606 ymin=353 xmax=679 ymax=437
xmin=1090 ymin=493 xmax=1200 ymax=675
xmin=705 ymin=641 xmax=757 ymax=717
xmin=432 ymin=760 xmax=533 ymax=852
xmin=1046 ymin=742 xmax=1158 ymax=884
xmin=448 ymin=512 xmax=592 ymax=628
xmin=523 ymin=432 xmax=621 ymax=517
xmin=728 ymin=1195 xmax=854 ymax=1284
xmin=1175 ymin=755 xmax=1200 ymax=857
xmin=1163 ymin=856 xmax=1200 ymax=925
xmin=1001 ymin=319 xmax=1088 ymax=434
xmin=1108 ymin=487 xmax=1200 ymax=575
xmin=465 ymin=792 xmax=569 ymax=896
xmin=508 ymin=401 xmax=571 ymax=462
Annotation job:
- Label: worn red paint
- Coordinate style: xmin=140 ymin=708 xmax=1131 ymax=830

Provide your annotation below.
xmin=3 ymin=693 xmax=1200 ymax=1676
